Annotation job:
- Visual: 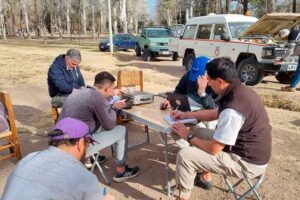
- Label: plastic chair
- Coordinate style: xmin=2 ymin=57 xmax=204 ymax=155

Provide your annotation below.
xmin=117 ymin=70 xmax=150 ymax=147
xmin=0 ymin=91 xmax=22 ymax=161
xmin=223 ymin=173 xmax=265 ymax=200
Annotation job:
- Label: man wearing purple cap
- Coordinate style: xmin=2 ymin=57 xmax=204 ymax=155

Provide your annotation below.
xmin=1 ymin=117 xmax=114 ymax=200
xmin=59 ymin=71 xmax=140 ymax=182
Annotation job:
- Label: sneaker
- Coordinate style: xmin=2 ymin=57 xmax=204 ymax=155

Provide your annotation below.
xmin=84 ymin=155 xmax=106 ymax=169
xmin=281 ymin=86 xmax=296 ymax=92
xmin=113 ymin=165 xmax=140 ymax=182
xmin=194 ymin=173 xmax=213 ymax=190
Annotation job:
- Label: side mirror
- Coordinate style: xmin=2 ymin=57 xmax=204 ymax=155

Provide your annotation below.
xmin=221 ymin=33 xmax=230 ymax=41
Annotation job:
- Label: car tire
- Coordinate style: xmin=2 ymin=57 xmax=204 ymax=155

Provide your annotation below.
xmin=172 ymin=52 xmax=178 ymax=61
xmin=275 ymin=72 xmax=294 ymax=84
xmin=135 ymin=44 xmax=141 ymax=56
xmin=237 ymin=58 xmax=264 ymax=86
xmin=184 ymin=53 xmax=195 ymax=71
xmin=143 ymin=48 xmax=149 ymax=61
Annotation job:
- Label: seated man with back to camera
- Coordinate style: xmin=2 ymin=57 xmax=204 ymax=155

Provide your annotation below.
xmin=1 ymin=117 xmax=114 ymax=200
xmin=171 ymin=57 xmax=272 ymax=200
xmin=59 ymin=71 xmax=140 ymax=183
xmin=48 ymin=48 xmax=85 ymax=108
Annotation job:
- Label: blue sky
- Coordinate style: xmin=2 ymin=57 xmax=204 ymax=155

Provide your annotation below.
xmin=147 ymin=0 xmax=157 ymax=20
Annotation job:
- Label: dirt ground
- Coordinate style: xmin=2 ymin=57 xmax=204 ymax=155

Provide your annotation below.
xmin=0 ymin=39 xmax=299 ymax=200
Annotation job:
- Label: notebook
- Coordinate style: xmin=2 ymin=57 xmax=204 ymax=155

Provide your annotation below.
xmin=164 ymin=115 xmax=198 ymax=125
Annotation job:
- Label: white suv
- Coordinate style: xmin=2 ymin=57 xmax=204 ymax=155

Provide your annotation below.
xmin=176 ymin=13 xmax=300 ymax=85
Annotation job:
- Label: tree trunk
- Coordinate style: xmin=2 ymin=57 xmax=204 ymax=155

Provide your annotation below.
xmin=21 ymin=0 xmax=30 ymax=38
xmin=9 ymin=0 xmax=16 ymax=37
xmin=91 ymin=0 xmax=96 ymax=38
xmin=242 ymin=0 xmax=248 ymax=15
xmin=33 ymin=0 xmax=41 ymax=37
xmin=225 ymin=0 xmax=230 ymax=13
xmin=0 ymin=0 xmax=7 ymax=40
xmin=50 ymin=0 xmax=54 ymax=38
xmin=57 ymin=0 xmax=62 ymax=38
xmin=266 ymin=0 xmax=275 ymax=13
xmin=189 ymin=0 xmax=193 ymax=18
xmin=185 ymin=8 xmax=189 ymax=22
xmin=66 ymin=0 xmax=71 ymax=37
xmin=119 ymin=0 xmax=127 ymax=33
xmin=113 ymin=6 xmax=118 ymax=34
xmin=134 ymin=17 xmax=138 ymax=34
xmin=82 ymin=0 xmax=87 ymax=35
xmin=292 ymin=0 xmax=296 ymax=13
xmin=216 ymin=0 xmax=221 ymax=14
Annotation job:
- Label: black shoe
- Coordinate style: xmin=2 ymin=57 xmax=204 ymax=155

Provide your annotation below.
xmin=194 ymin=173 xmax=213 ymax=190
xmin=96 ymin=155 xmax=107 ymax=165
xmin=84 ymin=155 xmax=106 ymax=169
xmin=113 ymin=165 xmax=140 ymax=182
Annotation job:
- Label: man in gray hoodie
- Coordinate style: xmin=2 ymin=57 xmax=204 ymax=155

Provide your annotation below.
xmin=59 ymin=71 xmax=140 ymax=182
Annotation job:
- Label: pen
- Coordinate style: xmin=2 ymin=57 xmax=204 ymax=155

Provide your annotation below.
xmin=103 ymin=187 xmax=107 ymax=196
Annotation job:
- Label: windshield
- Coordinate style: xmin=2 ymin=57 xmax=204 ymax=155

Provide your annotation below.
xmin=147 ymin=29 xmax=170 ymax=38
xmin=228 ymin=22 xmax=254 ymax=38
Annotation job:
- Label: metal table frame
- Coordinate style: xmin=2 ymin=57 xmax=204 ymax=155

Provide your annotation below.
xmin=120 ymin=98 xmax=173 ymax=196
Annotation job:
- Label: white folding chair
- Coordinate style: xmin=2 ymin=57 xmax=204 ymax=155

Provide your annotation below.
xmin=223 ymin=173 xmax=265 ymax=200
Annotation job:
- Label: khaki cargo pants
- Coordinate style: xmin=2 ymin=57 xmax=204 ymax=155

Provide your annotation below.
xmin=175 ymin=126 xmax=268 ymax=199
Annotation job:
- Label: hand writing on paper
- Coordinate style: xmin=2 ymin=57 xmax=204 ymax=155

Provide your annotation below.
xmin=170 ymin=110 xmax=186 ymax=120
xmin=172 ymin=122 xmax=189 ymax=140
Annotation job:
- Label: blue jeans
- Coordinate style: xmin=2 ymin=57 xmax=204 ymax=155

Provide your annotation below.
xmin=290 ymin=57 xmax=300 ymax=88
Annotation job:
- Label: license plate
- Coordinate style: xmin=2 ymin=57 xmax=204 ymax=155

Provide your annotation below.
xmin=281 ymin=65 xmax=297 ymax=71
xmin=161 ymin=51 xmax=169 ymax=55
xmin=101 ymin=46 xmax=104 ymax=48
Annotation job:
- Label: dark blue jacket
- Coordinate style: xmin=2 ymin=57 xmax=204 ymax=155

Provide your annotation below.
xmin=47 ymin=55 xmax=85 ymax=97
xmin=174 ymin=71 xmax=217 ymax=109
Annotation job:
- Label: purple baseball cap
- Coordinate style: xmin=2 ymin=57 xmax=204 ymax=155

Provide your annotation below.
xmin=50 ymin=117 xmax=98 ymax=144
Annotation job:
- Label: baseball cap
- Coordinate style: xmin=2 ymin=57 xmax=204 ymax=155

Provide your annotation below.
xmin=50 ymin=117 xmax=98 ymax=144
xmin=188 ymin=56 xmax=210 ymax=82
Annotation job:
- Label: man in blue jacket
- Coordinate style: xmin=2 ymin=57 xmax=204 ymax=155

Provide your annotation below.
xmin=48 ymin=49 xmax=85 ymax=107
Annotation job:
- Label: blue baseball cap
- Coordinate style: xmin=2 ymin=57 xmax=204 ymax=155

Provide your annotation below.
xmin=50 ymin=117 xmax=98 ymax=144
xmin=188 ymin=56 xmax=210 ymax=82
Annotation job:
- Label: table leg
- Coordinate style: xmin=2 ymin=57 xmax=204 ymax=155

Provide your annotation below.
xmin=161 ymin=132 xmax=171 ymax=196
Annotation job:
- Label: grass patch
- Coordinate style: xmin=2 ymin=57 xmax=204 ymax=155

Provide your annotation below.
xmin=261 ymin=94 xmax=300 ymax=112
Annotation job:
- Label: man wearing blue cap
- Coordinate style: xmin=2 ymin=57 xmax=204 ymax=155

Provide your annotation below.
xmin=1 ymin=117 xmax=114 ymax=200
xmin=160 ymin=56 xmax=216 ymax=111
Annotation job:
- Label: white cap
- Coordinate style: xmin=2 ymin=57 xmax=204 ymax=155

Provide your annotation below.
xmin=278 ymin=29 xmax=290 ymax=38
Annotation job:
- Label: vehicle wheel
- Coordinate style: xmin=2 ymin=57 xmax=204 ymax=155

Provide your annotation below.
xmin=172 ymin=52 xmax=178 ymax=61
xmin=237 ymin=58 xmax=264 ymax=86
xmin=275 ymin=72 xmax=294 ymax=84
xmin=113 ymin=45 xmax=119 ymax=52
xmin=143 ymin=48 xmax=149 ymax=61
xmin=135 ymin=44 xmax=141 ymax=56
xmin=184 ymin=53 xmax=195 ymax=71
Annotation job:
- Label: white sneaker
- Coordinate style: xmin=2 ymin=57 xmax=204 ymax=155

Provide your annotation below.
xmin=84 ymin=158 xmax=92 ymax=169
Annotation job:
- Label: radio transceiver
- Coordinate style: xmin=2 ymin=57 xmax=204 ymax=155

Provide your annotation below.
xmin=122 ymin=91 xmax=154 ymax=105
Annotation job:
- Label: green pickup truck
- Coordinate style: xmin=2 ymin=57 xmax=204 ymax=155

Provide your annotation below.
xmin=135 ymin=27 xmax=172 ymax=61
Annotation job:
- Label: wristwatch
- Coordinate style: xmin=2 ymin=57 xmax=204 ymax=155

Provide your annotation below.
xmin=187 ymin=134 xmax=195 ymax=144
